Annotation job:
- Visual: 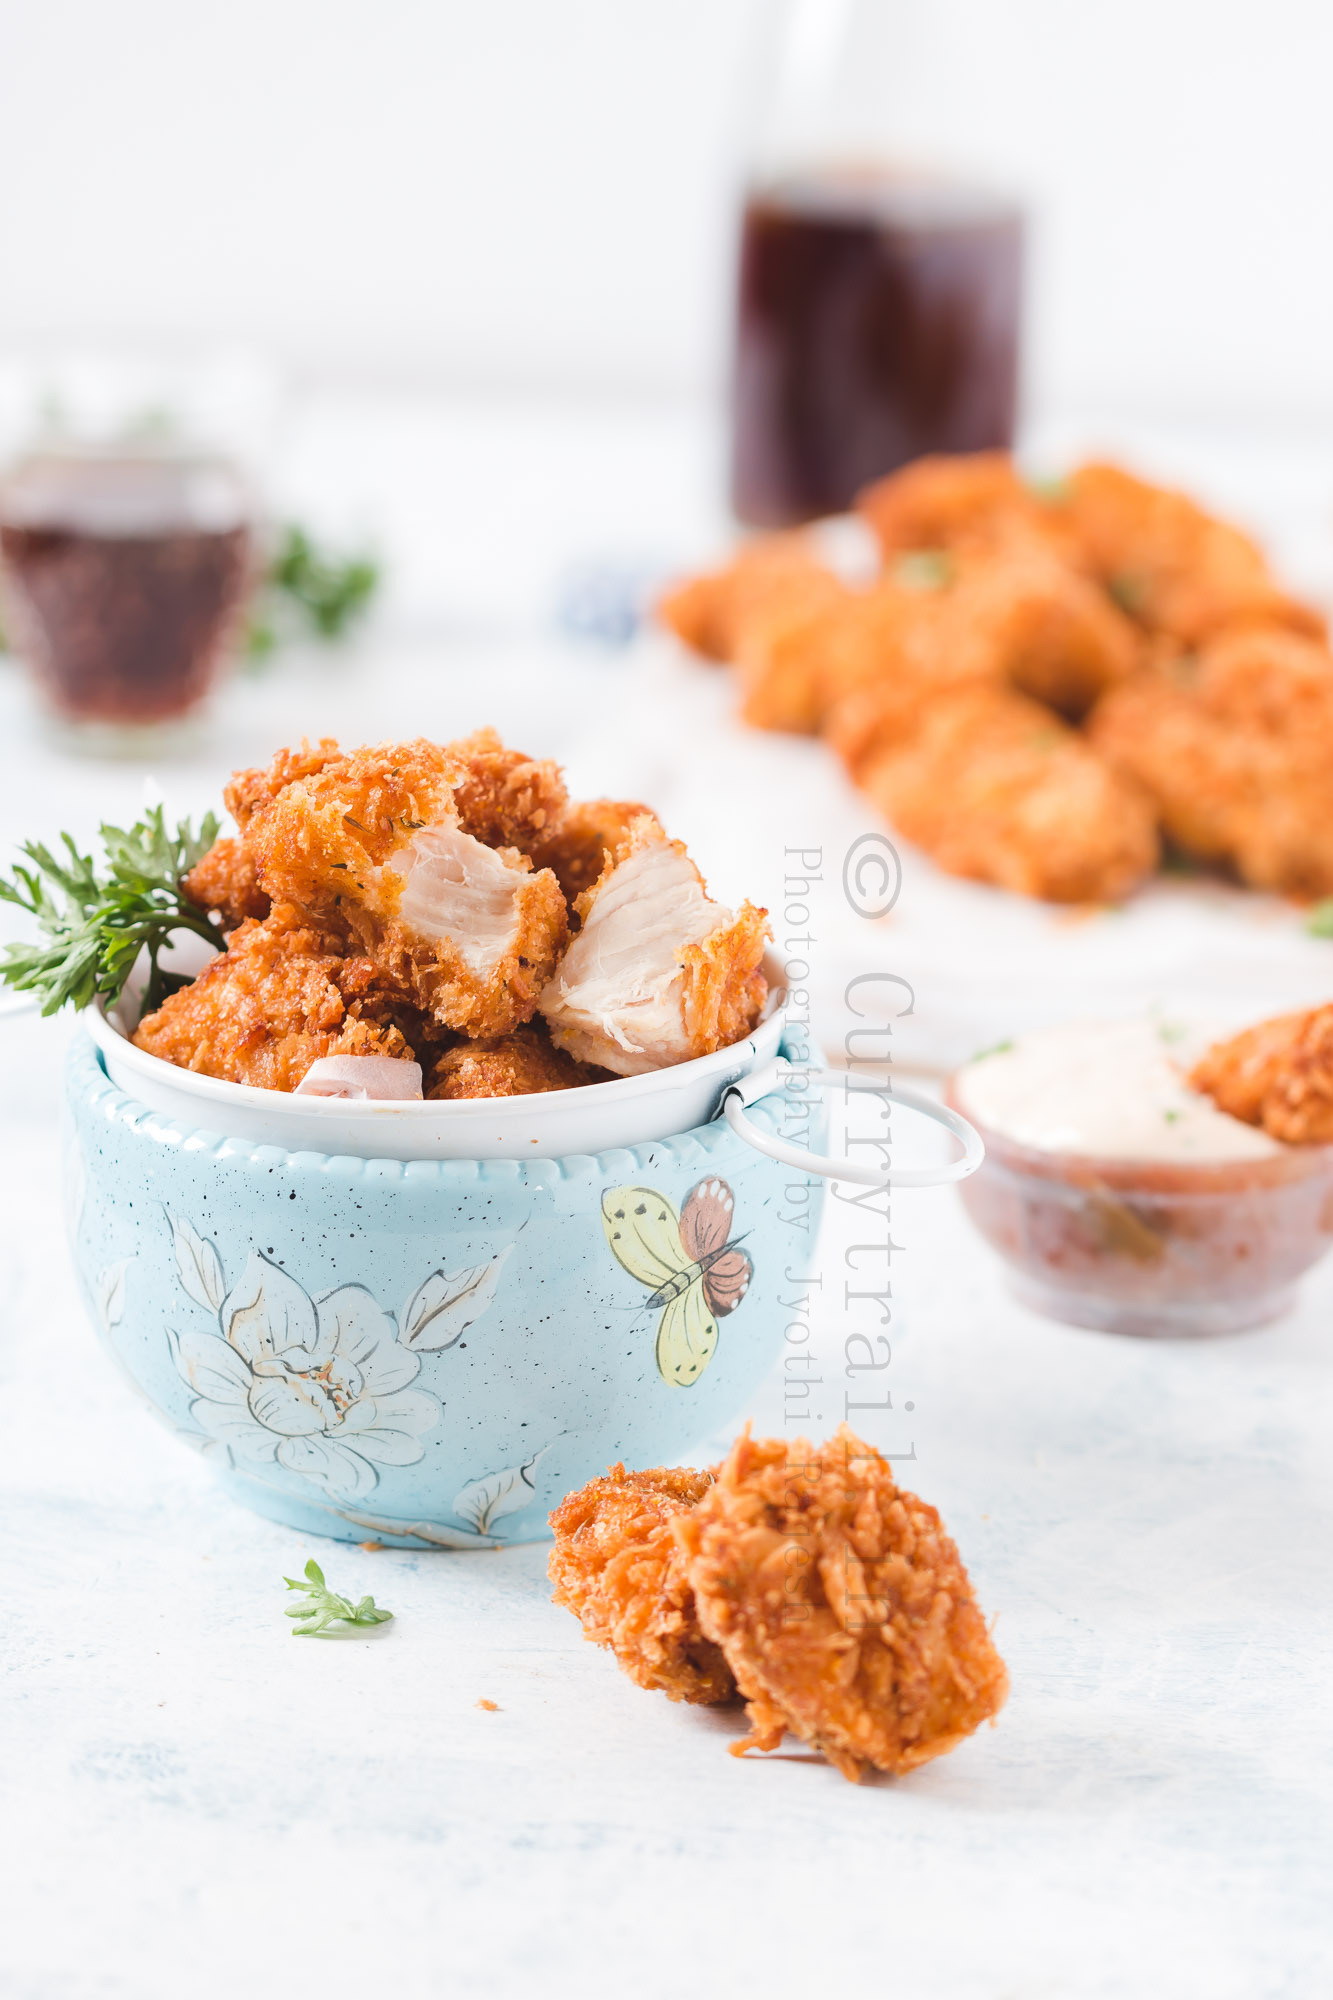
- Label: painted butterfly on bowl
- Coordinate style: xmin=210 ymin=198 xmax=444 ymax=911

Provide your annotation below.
xmin=601 ymin=1178 xmax=753 ymax=1388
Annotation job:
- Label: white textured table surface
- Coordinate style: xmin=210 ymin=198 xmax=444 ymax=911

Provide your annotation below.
xmin=5 ymin=996 xmax=1333 ymax=1999
xmin=4 ymin=398 xmax=1333 ymax=1998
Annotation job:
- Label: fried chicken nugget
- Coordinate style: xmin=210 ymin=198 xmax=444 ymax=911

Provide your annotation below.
xmin=538 ymin=814 xmax=769 ymax=1075
xmin=735 ymin=536 xmax=1141 ymax=738
xmin=223 ymin=737 xmax=346 ymax=831
xmin=424 ymin=1021 xmax=609 ymax=1099
xmin=182 ymin=835 xmax=271 ymax=932
xmin=132 ymin=904 xmax=414 ymax=1091
xmin=446 ymin=726 xmax=569 ymax=852
xmin=1060 ymin=462 xmax=1324 ymax=646
xmin=548 ymin=1465 xmax=737 ymax=1705
xmin=730 ymin=569 xmax=864 ymax=732
xmin=730 ymin=565 xmax=966 ymax=734
xmin=1090 ymin=628 xmax=1333 ymax=894
xmin=846 ymin=683 xmax=1159 ymax=904
xmin=657 ymin=534 xmax=836 ymax=664
xmin=1191 ymin=1006 xmax=1333 ymax=1144
xmin=244 ymin=739 xmax=570 ymax=1037
xmin=945 ymin=537 xmax=1143 ymax=718
xmin=856 ymin=451 xmax=1054 ymax=560
xmin=673 ymin=1428 xmax=1008 ymax=1783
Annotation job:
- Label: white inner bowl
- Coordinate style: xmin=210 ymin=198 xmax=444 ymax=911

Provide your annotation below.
xmin=88 ymin=944 xmax=791 ymax=1161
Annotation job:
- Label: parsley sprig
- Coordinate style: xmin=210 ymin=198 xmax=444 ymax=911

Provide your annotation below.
xmin=0 ymin=806 xmax=223 ymax=1017
xmin=284 ymin=1558 xmax=394 ymax=1637
xmin=246 ymin=525 xmax=380 ymax=657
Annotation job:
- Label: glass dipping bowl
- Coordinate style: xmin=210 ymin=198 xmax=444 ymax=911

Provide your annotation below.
xmin=0 ymin=446 xmax=253 ymax=752
xmin=946 ymin=1089 xmax=1333 ymax=1338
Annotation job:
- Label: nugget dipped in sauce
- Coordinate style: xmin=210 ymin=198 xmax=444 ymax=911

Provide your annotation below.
xmin=1191 ymin=1005 xmax=1333 ymax=1145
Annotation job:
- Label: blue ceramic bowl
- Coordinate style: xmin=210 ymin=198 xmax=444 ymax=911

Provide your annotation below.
xmin=64 ymin=1032 xmax=825 ymax=1546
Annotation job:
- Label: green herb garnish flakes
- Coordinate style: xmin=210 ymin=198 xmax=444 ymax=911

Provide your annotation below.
xmin=1025 ymin=473 xmax=1071 ymax=506
xmin=283 ymin=1558 xmax=394 ymax=1637
xmin=0 ymin=807 xmax=223 ymax=1017
xmin=1108 ymin=571 xmax=1149 ymax=616
xmin=893 ymin=550 xmax=954 ymax=593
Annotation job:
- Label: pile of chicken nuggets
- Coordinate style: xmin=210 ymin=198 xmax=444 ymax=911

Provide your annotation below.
xmin=660 ymin=453 xmax=1333 ymax=904
xmin=549 ymin=1426 xmax=1008 ymax=1784
xmin=135 ymin=730 xmax=770 ymax=1095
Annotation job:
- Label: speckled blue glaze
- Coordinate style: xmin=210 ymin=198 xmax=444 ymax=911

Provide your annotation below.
xmin=64 ymin=1033 xmax=825 ymax=1546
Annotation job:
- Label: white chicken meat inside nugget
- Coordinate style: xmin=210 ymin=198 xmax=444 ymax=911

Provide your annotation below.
xmin=538 ymin=816 xmax=769 ymax=1076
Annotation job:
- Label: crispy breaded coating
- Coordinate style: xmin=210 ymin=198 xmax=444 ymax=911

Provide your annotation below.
xmin=856 ymin=451 xmax=1053 ymax=559
xmin=132 ymin=905 xmax=414 ymax=1091
xmin=1090 ymin=628 xmax=1333 ymax=894
xmin=850 ymin=684 xmax=1159 ymax=903
xmin=1191 ymin=1006 xmax=1333 ymax=1144
xmin=548 ymin=1465 xmax=736 ymax=1705
xmin=447 ymin=726 xmax=569 ymax=852
xmin=244 ymin=738 xmax=569 ymax=1037
xmin=730 ymin=565 xmax=982 ymax=735
xmin=733 ymin=538 xmax=1139 ymax=739
xmin=1060 ymin=462 xmax=1324 ymax=646
xmin=657 ymin=534 xmax=835 ymax=664
xmin=672 ymin=1428 xmax=1008 ymax=1783
xmin=946 ymin=538 xmax=1143 ymax=718
xmin=539 ymin=815 xmax=769 ymax=1075
xmin=244 ymin=737 xmax=464 ymax=898
xmin=223 ymin=737 xmax=346 ymax=832
xmin=730 ymin=568 xmax=861 ymax=732
xmin=528 ymin=798 xmax=650 ymax=905
xmin=424 ymin=1021 xmax=608 ymax=1099
xmin=182 ymin=835 xmax=271 ymax=932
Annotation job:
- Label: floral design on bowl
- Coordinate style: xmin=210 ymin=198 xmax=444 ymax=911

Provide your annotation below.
xmin=65 ymin=1031 xmax=824 ymax=1545
xmin=162 ymin=1213 xmax=446 ymax=1503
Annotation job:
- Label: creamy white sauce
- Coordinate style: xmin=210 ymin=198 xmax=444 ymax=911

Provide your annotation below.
xmin=955 ymin=1017 xmax=1281 ymax=1163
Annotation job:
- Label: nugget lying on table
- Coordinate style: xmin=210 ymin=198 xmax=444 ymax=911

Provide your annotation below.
xmin=549 ymin=1426 xmax=1008 ymax=1784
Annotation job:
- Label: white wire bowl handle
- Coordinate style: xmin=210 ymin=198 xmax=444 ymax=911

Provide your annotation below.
xmin=718 ymin=1057 xmax=984 ymax=1190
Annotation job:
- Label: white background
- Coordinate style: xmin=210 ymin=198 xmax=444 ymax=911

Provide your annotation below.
xmin=2 ymin=0 xmax=1333 ymax=422
xmin=3 ymin=11 xmax=1333 ymax=1996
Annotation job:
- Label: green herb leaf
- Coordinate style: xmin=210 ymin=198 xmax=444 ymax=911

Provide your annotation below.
xmin=0 ymin=807 xmax=224 ymax=1016
xmin=970 ymin=1039 xmax=1014 ymax=1063
xmin=282 ymin=1561 xmax=394 ymax=1637
xmin=1306 ymin=901 xmax=1333 ymax=939
xmin=1025 ymin=473 xmax=1071 ymax=506
xmin=892 ymin=549 xmax=954 ymax=593
xmin=1108 ymin=571 xmax=1149 ymax=616
xmin=245 ymin=524 xmax=380 ymax=656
